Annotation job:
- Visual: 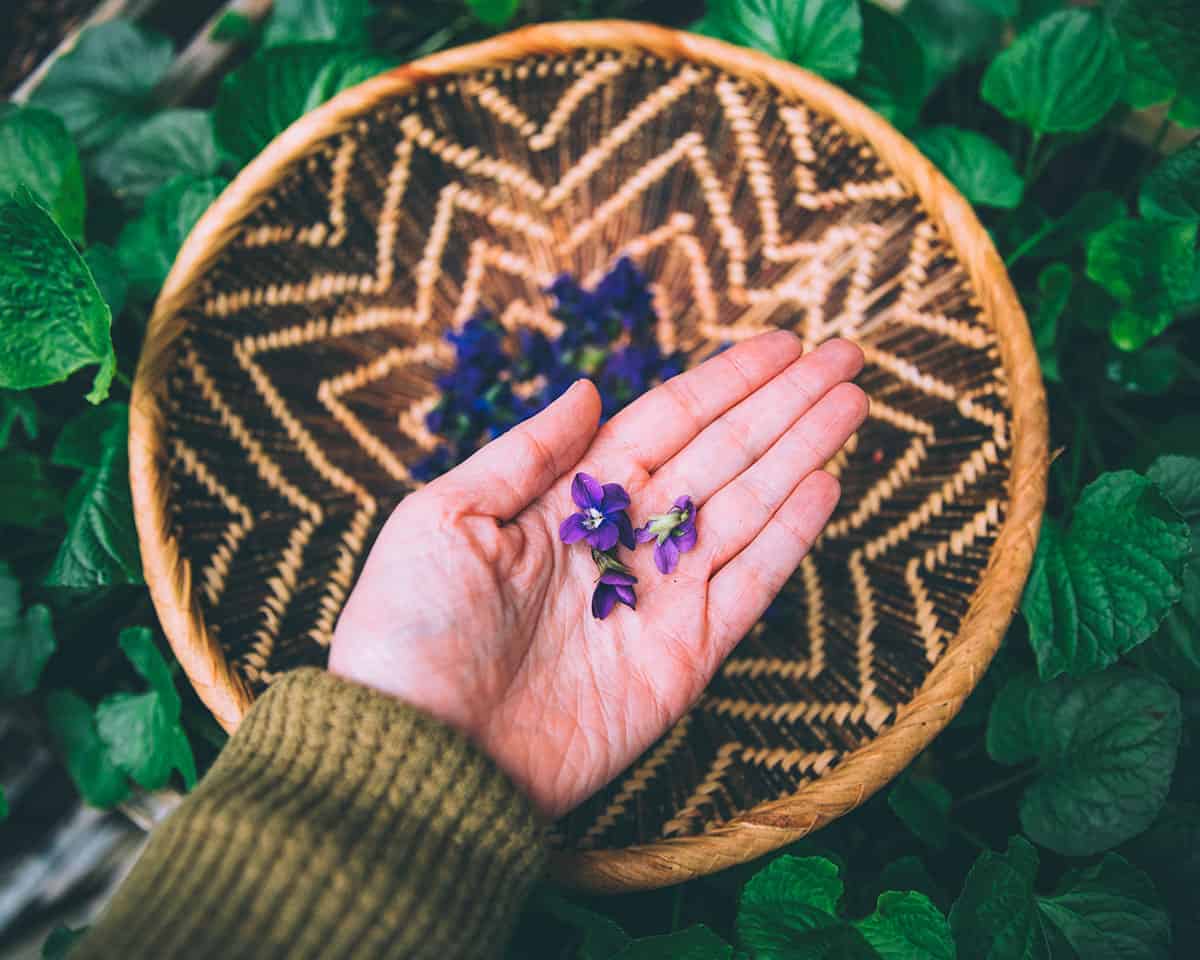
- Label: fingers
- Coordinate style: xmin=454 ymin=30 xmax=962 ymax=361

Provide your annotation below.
xmin=646 ymin=338 xmax=863 ymax=506
xmin=591 ymin=330 xmax=804 ymax=472
xmin=705 ymin=470 xmax=841 ymax=661
xmin=699 ymin=382 xmax=868 ymax=572
xmin=435 ymin=379 xmax=602 ymax=519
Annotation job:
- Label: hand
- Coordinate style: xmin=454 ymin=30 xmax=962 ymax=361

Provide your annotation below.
xmin=330 ymin=332 xmax=867 ymax=818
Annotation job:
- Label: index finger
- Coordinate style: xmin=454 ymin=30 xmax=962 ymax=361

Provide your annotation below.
xmin=590 ymin=330 xmax=803 ymax=473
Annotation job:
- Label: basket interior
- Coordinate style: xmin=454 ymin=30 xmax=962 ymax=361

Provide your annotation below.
xmin=157 ymin=49 xmax=1012 ymax=850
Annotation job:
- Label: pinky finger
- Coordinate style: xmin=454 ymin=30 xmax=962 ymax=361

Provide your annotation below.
xmin=704 ymin=470 xmax=841 ymax=667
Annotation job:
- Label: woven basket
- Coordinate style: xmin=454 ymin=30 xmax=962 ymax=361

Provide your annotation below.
xmin=130 ymin=21 xmax=1048 ymax=891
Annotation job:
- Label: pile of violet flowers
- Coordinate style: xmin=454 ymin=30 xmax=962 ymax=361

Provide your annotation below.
xmin=412 ymin=258 xmax=684 ymax=482
xmin=415 ymin=257 xmax=701 ymax=619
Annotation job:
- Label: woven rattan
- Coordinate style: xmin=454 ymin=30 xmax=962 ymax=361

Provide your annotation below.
xmin=130 ymin=22 xmax=1048 ymax=891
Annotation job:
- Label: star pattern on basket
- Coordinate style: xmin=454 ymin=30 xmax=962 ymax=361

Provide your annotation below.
xmin=164 ymin=51 xmax=1012 ymax=845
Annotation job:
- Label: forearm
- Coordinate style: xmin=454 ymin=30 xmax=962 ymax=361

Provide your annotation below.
xmin=75 ymin=669 xmax=547 ymax=960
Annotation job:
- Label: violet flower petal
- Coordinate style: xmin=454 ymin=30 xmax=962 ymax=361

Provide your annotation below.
xmin=559 ymin=513 xmax=588 ymax=544
xmin=614 ymin=511 xmax=636 ymax=550
xmin=655 ymin=536 xmax=680 ymax=574
xmin=592 ymin=584 xmax=619 ymax=619
xmin=599 ymin=569 xmax=637 ymax=586
xmin=572 ymin=472 xmax=603 ymax=509
xmin=588 ymin=522 xmax=620 ymax=552
xmin=634 ymin=523 xmax=655 ymax=543
xmin=673 ymin=523 xmax=698 ymax=554
xmin=600 ymin=483 xmax=631 ymax=513
xmin=614 ymin=584 xmax=637 ymax=608
xmin=674 ymin=495 xmax=693 ymax=513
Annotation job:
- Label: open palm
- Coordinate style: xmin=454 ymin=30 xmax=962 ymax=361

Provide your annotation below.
xmin=330 ymin=331 xmax=867 ymax=818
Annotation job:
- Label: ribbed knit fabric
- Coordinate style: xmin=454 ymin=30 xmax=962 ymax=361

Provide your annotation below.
xmin=74 ymin=668 xmax=548 ymax=959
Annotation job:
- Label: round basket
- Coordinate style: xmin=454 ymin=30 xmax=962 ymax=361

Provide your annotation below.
xmin=130 ymin=21 xmax=1048 ymax=892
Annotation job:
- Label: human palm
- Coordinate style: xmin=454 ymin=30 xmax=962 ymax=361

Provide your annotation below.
xmin=331 ymin=331 xmax=867 ymax=817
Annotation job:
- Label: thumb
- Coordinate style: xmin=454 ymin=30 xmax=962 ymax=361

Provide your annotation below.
xmin=436 ymin=379 xmax=602 ymax=520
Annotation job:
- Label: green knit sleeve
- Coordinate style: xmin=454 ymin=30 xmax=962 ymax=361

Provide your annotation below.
xmin=73 ymin=668 xmax=548 ymax=960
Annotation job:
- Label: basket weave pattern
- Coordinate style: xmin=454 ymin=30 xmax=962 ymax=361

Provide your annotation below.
xmin=133 ymin=24 xmax=1046 ymax=890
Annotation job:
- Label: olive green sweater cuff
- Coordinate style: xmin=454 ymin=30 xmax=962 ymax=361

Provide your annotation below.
xmin=75 ymin=668 xmax=548 ymax=960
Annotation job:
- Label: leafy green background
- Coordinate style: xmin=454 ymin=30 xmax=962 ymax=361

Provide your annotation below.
xmin=2 ymin=1 xmax=1199 ymax=957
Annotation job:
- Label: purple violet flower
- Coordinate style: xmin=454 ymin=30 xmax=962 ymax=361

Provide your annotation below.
xmin=589 ymin=548 xmax=638 ymax=619
xmin=635 ymin=495 xmax=698 ymax=574
xmin=559 ymin=473 xmax=635 ymax=551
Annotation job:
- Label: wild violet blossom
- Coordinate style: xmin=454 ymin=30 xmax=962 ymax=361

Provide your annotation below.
xmin=559 ymin=473 xmax=635 ymax=552
xmin=635 ymin=496 xmax=698 ymax=574
xmin=589 ymin=548 xmax=637 ymax=620
xmin=412 ymin=258 xmax=683 ymax=481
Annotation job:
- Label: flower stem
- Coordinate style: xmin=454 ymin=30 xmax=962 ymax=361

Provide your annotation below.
xmin=952 ymin=766 xmax=1038 ymax=810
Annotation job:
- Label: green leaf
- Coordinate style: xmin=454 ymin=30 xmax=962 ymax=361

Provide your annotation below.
xmin=45 ymin=689 xmax=130 ymax=807
xmin=211 ymin=10 xmax=260 ymax=45
xmin=1116 ymin=1 xmax=1200 ymax=96
xmin=95 ymin=626 xmax=196 ymax=790
xmin=0 ymin=104 xmax=86 ymax=243
xmin=0 ymin=190 xmax=115 ymax=403
xmin=0 ymin=561 xmax=55 ymax=698
xmin=1039 ymin=855 xmax=1170 ymax=960
xmin=118 ymin=175 xmax=227 ymax=301
xmin=0 ymin=390 xmax=38 ymax=448
xmin=1085 ymin=218 xmax=1197 ymax=349
xmin=83 ymin=245 xmax=127 ymax=322
xmin=1029 ymin=263 xmax=1070 ymax=382
xmin=987 ymin=669 xmax=1180 ymax=856
xmin=214 ymin=44 xmax=395 ymax=166
xmin=1134 ymin=457 xmax=1200 ymax=688
xmin=1113 ymin=0 xmax=1177 ymax=109
xmin=703 ymin=0 xmax=863 ymax=82
xmin=853 ymin=5 xmax=926 ymax=130
xmin=46 ymin=414 xmax=142 ymax=588
xmin=0 ymin=451 xmax=63 ymax=528
xmin=27 ymin=20 xmax=174 ymax=153
xmin=856 ymin=892 xmax=955 ymax=960
xmin=265 ymin=0 xmax=375 ymax=46
xmin=530 ymin=890 xmax=630 ymax=960
xmin=902 ymin=0 xmax=1003 ymax=93
xmin=888 ymin=775 xmax=951 ymax=849
xmin=950 ymin=836 xmax=1169 ymax=960
xmin=738 ymin=856 xmax=954 ymax=959
xmin=613 ymin=925 xmax=732 ymax=960
xmin=1021 ymin=470 xmax=1190 ymax=677
xmin=1140 ymin=139 xmax=1200 ymax=223
xmin=42 ymin=925 xmax=86 ymax=960
xmin=981 ymin=10 xmax=1125 ymax=133
xmin=878 ymin=858 xmax=947 ymax=912
xmin=0 ymin=785 xmax=6 ymax=821
xmin=915 ymin=126 xmax=1022 ymax=209
xmin=1169 ymin=88 xmax=1200 ymax=127
xmin=92 ymin=109 xmax=221 ymax=206
xmin=467 ymin=0 xmax=520 ymax=28
xmin=52 ymin=402 xmax=128 ymax=470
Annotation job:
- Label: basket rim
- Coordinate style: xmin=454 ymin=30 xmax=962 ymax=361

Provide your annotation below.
xmin=130 ymin=20 xmax=1049 ymax=892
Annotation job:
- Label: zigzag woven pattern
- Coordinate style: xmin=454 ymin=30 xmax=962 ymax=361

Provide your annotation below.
xmin=160 ymin=50 xmax=1011 ymax=848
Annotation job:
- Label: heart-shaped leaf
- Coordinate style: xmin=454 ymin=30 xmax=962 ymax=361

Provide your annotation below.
xmin=1021 ymin=470 xmax=1190 ymax=677
xmin=45 ymin=689 xmax=130 ymax=807
xmin=701 ymin=0 xmax=863 ymax=82
xmin=1140 ymin=140 xmax=1200 ymax=224
xmin=0 ymin=190 xmax=115 ymax=403
xmin=92 ymin=109 xmax=221 ymax=205
xmin=0 ymin=560 xmax=55 ymax=698
xmin=987 ymin=669 xmax=1180 ymax=856
xmin=915 ymin=126 xmax=1023 ymax=209
xmin=951 ymin=836 xmax=1169 ymax=960
xmin=0 ymin=104 xmax=86 ymax=243
xmin=27 ymin=20 xmax=174 ymax=153
xmin=982 ymin=10 xmax=1125 ymax=133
